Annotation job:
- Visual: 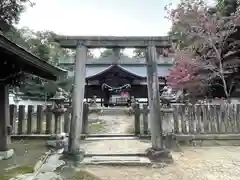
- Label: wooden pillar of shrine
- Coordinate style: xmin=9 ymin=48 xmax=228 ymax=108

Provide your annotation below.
xmin=0 ymin=83 xmax=13 ymax=158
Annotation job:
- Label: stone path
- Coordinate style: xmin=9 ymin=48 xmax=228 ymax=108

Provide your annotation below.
xmin=81 ymin=114 xmax=149 ymax=154
xmin=82 ymin=139 xmax=150 ymax=154
xmin=88 ymin=112 xmax=134 ymax=134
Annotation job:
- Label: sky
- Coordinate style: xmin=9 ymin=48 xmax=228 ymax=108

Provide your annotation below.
xmin=19 ymin=0 xmax=180 ymax=36
xmin=18 ymin=0 xmax=215 ymax=56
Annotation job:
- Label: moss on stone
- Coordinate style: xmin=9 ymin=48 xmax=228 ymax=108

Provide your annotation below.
xmin=65 ymin=170 xmax=102 ymax=180
xmin=0 ymin=166 xmax=34 ymax=180
xmin=88 ymin=123 xmax=106 ymax=133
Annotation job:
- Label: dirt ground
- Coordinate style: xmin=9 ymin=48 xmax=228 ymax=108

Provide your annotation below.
xmin=84 ymin=146 xmax=240 ymax=180
xmin=0 ymin=140 xmax=48 ymax=174
xmin=83 ymin=112 xmax=240 ymax=180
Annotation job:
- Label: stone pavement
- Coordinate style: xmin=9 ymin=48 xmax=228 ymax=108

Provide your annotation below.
xmin=82 ymin=113 xmax=150 ymax=154
xmin=81 ymin=139 xmax=151 ymax=155
xmin=80 ymin=113 xmax=153 ymax=165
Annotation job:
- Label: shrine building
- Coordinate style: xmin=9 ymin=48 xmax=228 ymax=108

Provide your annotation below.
xmin=58 ymin=48 xmax=173 ymax=106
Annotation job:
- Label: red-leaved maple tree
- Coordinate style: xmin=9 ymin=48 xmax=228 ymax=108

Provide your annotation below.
xmin=165 ymin=0 xmax=240 ymax=98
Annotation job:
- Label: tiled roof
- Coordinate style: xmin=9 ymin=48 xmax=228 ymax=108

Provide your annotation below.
xmin=67 ymin=64 xmax=172 ymax=78
xmin=0 ymin=33 xmax=67 ymax=81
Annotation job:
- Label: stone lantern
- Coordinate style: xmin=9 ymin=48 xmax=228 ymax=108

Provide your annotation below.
xmin=51 ymin=90 xmax=67 ymax=134
xmin=91 ymin=95 xmax=97 ymax=107
xmin=13 ymin=87 xmax=22 ymax=105
xmin=46 ymin=89 xmax=68 ymax=149
xmin=159 ymin=86 xmax=175 ymax=135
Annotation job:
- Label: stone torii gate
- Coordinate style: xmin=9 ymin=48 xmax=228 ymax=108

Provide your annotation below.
xmin=55 ymin=36 xmax=174 ymax=159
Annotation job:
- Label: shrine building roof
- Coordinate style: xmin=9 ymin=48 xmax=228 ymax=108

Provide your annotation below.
xmin=67 ymin=64 xmax=172 ymax=79
xmin=0 ymin=33 xmax=67 ymax=81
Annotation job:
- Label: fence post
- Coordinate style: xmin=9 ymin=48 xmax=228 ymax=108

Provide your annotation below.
xmin=45 ymin=105 xmax=53 ymax=134
xmin=203 ymin=104 xmax=210 ymax=133
xmin=9 ymin=105 xmax=17 ymax=134
xmin=64 ymin=105 xmax=71 ymax=134
xmin=82 ymin=103 xmax=89 ymax=139
xmin=27 ymin=105 xmax=33 ymax=134
xmin=173 ymin=105 xmax=179 ymax=134
xmin=195 ymin=104 xmax=202 ymax=133
xmin=36 ymin=105 xmax=43 ymax=134
xmin=18 ymin=105 xmax=25 ymax=134
xmin=180 ymin=105 xmax=187 ymax=134
xmin=236 ymin=104 xmax=240 ymax=132
xmin=188 ymin=105 xmax=195 ymax=134
xmin=142 ymin=104 xmax=149 ymax=135
xmin=210 ymin=104 xmax=217 ymax=133
xmin=134 ymin=103 xmax=140 ymax=135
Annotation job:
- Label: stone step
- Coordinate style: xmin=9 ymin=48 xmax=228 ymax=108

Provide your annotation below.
xmin=84 ymin=136 xmax=139 ymax=141
xmin=85 ymin=133 xmax=136 ymax=138
xmin=81 ymin=156 xmax=151 ymax=166
xmin=85 ymin=153 xmax=146 ymax=157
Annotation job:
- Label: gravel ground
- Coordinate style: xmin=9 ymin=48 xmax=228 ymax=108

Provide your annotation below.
xmin=85 ymin=146 xmax=240 ymax=180
xmin=83 ymin=112 xmax=240 ymax=180
xmin=88 ymin=113 xmax=133 ymax=134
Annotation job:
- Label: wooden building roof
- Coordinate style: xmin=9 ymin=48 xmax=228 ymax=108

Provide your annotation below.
xmin=0 ymin=33 xmax=67 ymax=81
xmin=86 ymin=65 xmax=145 ymax=81
xmin=66 ymin=64 xmax=172 ymax=79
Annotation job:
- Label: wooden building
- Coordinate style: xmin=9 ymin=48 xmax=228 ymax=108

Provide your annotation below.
xmin=58 ymin=52 xmax=173 ymax=106
xmin=0 ymin=33 xmax=66 ymax=158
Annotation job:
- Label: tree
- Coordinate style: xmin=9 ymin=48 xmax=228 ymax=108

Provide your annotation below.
xmin=4 ymin=27 xmax=74 ymax=98
xmin=0 ymin=0 xmax=34 ymax=33
xmin=5 ymin=27 xmax=73 ymax=64
xmin=100 ymin=49 xmax=123 ymax=57
xmin=133 ymin=48 xmax=145 ymax=58
xmin=167 ymin=52 xmax=207 ymax=96
xmin=100 ymin=49 xmax=114 ymax=57
xmin=166 ymin=0 xmax=240 ymax=99
xmin=167 ymin=0 xmax=239 ymax=48
xmin=216 ymin=0 xmax=239 ymax=16
xmin=133 ymin=48 xmax=171 ymax=58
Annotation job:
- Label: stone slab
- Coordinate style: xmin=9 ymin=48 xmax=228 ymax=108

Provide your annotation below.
xmin=0 ymin=149 xmax=14 ymax=160
xmin=81 ymin=156 xmax=151 ymax=166
xmin=86 ymin=134 xmax=136 ymax=138
xmin=84 ymin=136 xmax=139 ymax=141
xmin=85 ymin=153 xmax=146 ymax=157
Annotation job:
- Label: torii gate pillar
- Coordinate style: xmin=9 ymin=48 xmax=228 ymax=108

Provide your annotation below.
xmin=68 ymin=43 xmax=87 ymax=155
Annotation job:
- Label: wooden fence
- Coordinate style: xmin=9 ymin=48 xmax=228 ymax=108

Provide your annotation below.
xmin=134 ymin=103 xmax=240 ymax=136
xmin=10 ymin=103 xmax=240 ymax=138
xmin=9 ymin=104 xmax=71 ymax=135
